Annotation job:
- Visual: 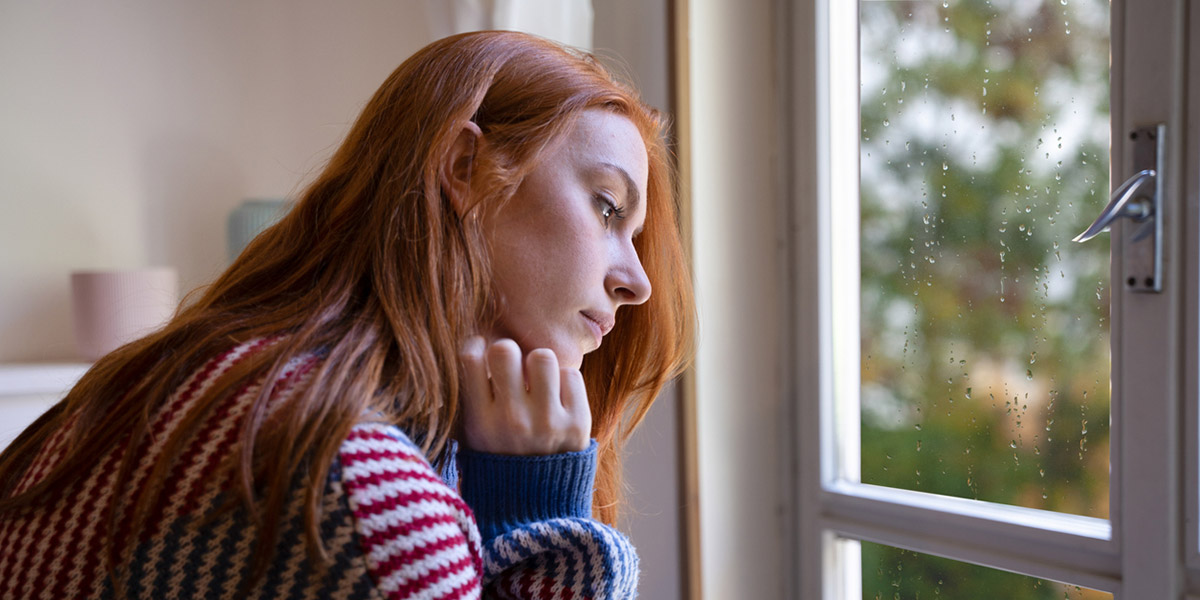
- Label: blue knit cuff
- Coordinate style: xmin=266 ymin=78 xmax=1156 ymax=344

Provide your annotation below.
xmin=458 ymin=440 xmax=598 ymax=543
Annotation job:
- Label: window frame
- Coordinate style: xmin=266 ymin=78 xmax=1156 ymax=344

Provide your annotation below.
xmin=791 ymin=0 xmax=1193 ymax=597
xmin=1186 ymin=0 xmax=1200 ymax=589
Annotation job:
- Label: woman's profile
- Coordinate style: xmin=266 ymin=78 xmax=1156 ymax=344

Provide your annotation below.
xmin=0 ymin=30 xmax=693 ymax=599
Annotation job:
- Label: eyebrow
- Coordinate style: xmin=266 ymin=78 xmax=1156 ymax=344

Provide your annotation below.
xmin=598 ymin=162 xmax=644 ymax=235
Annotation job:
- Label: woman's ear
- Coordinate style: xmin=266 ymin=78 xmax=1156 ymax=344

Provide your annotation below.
xmin=442 ymin=120 xmax=483 ymax=217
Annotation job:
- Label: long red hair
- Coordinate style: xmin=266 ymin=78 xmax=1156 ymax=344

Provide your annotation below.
xmin=0 ymin=30 xmax=693 ymax=576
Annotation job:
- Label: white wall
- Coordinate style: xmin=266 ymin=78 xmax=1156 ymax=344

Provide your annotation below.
xmin=0 ymin=1 xmax=430 ymax=361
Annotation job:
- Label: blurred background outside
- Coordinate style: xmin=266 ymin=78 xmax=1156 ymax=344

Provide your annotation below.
xmin=858 ymin=0 xmax=1111 ymax=597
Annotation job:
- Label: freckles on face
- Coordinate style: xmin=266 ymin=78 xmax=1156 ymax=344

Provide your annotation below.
xmin=481 ymin=109 xmax=651 ymax=368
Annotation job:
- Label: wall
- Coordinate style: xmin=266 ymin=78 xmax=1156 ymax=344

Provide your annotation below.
xmin=690 ymin=0 xmax=792 ymax=597
xmin=0 ymin=1 xmax=430 ymax=362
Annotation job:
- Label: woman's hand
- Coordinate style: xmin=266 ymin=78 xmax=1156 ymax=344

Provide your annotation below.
xmin=458 ymin=336 xmax=592 ymax=455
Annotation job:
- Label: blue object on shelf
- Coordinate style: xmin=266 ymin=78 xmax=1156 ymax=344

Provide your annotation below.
xmin=227 ymin=199 xmax=292 ymax=262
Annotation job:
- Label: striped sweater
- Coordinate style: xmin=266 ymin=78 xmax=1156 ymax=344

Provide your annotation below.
xmin=0 ymin=340 xmax=638 ymax=599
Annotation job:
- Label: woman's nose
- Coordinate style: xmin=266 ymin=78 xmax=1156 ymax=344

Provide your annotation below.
xmin=607 ymin=242 xmax=652 ymax=306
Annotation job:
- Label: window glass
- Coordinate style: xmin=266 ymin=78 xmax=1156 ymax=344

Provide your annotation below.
xmin=861 ymin=540 xmax=1112 ymax=599
xmin=858 ymin=0 xmax=1111 ymax=517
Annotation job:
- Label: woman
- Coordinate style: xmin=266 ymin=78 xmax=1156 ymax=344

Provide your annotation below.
xmin=0 ymin=31 xmax=693 ymax=599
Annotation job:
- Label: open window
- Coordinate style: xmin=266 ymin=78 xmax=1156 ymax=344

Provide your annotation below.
xmin=794 ymin=0 xmax=1199 ymax=597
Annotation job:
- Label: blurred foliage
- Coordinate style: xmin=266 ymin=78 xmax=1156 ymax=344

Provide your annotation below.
xmin=862 ymin=542 xmax=1108 ymax=599
xmin=857 ymin=0 xmax=1111 ymax=597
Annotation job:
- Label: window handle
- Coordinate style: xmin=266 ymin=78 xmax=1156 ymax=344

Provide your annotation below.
xmin=1072 ymin=124 xmax=1164 ymax=293
xmin=1072 ymin=169 xmax=1155 ymax=243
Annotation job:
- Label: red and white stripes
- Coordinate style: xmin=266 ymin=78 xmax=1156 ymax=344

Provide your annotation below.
xmin=338 ymin=423 xmax=483 ymax=600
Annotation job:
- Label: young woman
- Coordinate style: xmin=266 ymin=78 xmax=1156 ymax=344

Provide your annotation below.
xmin=0 ymin=31 xmax=693 ymax=599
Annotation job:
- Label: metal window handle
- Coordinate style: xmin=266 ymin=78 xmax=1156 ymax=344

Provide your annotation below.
xmin=1072 ymin=169 xmax=1156 ymax=243
xmin=1071 ymin=124 xmax=1164 ymax=293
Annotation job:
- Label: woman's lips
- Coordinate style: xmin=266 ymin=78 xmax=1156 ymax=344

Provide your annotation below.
xmin=581 ymin=311 xmax=615 ymax=346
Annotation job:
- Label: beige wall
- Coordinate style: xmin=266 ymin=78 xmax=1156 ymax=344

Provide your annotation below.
xmin=0 ymin=1 xmax=430 ymax=361
xmin=690 ymin=0 xmax=792 ymax=597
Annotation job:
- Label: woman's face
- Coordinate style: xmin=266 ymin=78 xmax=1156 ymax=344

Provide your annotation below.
xmin=483 ymin=109 xmax=652 ymax=369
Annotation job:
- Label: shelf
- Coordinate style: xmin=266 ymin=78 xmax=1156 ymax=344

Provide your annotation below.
xmin=0 ymin=363 xmax=91 ymax=397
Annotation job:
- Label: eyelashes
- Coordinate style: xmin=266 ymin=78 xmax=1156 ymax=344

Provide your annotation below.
xmin=597 ymin=194 xmax=627 ymax=226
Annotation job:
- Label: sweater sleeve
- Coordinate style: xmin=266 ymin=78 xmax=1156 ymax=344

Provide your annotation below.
xmin=456 ymin=440 xmax=598 ymax=542
xmin=338 ymin=424 xmax=638 ymax=599
xmin=457 ymin=441 xmax=640 ymax=598
xmin=337 ymin=422 xmax=484 ymax=599
xmin=478 ymin=518 xmax=641 ymax=599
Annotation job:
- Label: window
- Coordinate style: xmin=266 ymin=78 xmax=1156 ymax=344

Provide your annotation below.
xmin=793 ymin=0 xmax=1197 ymax=597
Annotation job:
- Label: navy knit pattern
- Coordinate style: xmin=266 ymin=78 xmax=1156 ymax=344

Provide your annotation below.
xmin=484 ymin=518 xmax=640 ymax=599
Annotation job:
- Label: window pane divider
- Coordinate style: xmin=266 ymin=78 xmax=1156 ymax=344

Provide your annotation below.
xmin=819 ymin=480 xmax=1119 ymax=593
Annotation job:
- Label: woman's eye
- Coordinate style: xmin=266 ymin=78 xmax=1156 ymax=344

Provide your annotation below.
xmin=597 ymin=195 xmax=626 ymax=226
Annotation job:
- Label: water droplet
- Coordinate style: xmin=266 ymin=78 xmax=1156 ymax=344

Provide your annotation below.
xmin=883 ymin=118 xmax=890 ymax=127
xmin=1030 ymin=352 xmax=1037 ymax=364
xmin=915 ymin=423 xmax=923 ymax=431
xmin=942 ymin=161 xmax=949 ymax=171
xmin=1026 ymin=369 xmax=1034 ymax=380
xmin=1010 ymin=440 xmax=1017 ymax=449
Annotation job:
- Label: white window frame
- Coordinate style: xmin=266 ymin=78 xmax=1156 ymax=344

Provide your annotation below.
xmin=790 ymin=0 xmax=1196 ymax=598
